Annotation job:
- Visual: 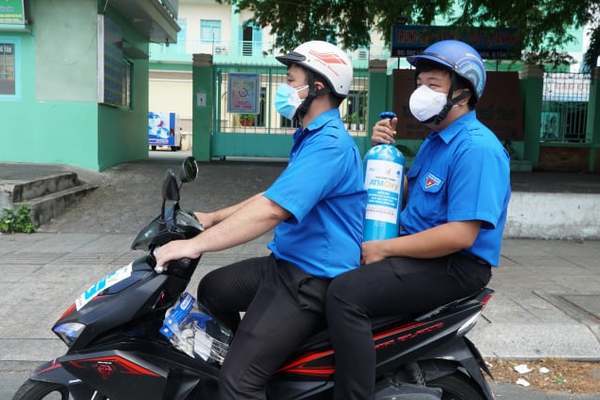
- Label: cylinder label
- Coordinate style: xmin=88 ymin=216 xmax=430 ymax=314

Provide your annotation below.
xmin=364 ymin=159 xmax=403 ymax=224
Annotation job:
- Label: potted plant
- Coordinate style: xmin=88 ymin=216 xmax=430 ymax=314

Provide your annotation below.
xmin=239 ymin=114 xmax=256 ymax=127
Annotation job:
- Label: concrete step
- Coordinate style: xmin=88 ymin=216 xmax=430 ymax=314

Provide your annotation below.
xmin=0 ymin=172 xmax=80 ymax=206
xmin=15 ymin=183 xmax=98 ymax=226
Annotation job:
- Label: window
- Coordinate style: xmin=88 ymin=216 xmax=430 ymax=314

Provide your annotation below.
xmin=240 ymin=22 xmax=262 ymax=57
xmin=99 ymin=16 xmax=133 ymax=108
xmin=0 ymin=43 xmax=16 ymax=96
xmin=176 ymin=19 xmax=186 ymax=50
xmin=201 ymin=20 xmax=221 ymax=43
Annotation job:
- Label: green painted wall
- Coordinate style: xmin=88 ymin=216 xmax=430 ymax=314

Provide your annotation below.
xmin=97 ymin=8 xmax=150 ymax=170
xmin=0 ymin=0 xmax=100 ymax=170
xmin=0 ymin=0 xmax=157 ymax=171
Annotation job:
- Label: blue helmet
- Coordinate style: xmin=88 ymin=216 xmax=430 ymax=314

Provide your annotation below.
xmin=407 ymin=40 xmax=486 ymax=101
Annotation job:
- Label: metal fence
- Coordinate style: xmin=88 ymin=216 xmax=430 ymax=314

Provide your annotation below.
xmin=214 ymin=66 xmax=369 ymax=137
xmin=540 ymin=72 xmax=591 ymax=143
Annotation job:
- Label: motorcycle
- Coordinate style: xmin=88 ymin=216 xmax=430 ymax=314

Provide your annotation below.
xmin=13 ymin=157 xmax=495 ymax=400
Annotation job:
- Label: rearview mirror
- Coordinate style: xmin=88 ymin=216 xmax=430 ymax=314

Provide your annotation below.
xmin=162 ymin=171 xmax=180 ymax=202
xmin=180 ymin=157 xmax=198 ymax=183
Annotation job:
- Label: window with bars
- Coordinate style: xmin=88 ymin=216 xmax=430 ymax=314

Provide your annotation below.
xmin=201 ymin=20 xmax=221 ymax=43
xmin=540 ymin=72 xmax=591 ymax=144
xmin=0 ymin=43 xmax=16 ymax=96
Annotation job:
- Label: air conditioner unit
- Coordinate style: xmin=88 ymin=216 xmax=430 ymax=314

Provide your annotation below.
xmin=358 ymin=50 xmax=368 ymax=60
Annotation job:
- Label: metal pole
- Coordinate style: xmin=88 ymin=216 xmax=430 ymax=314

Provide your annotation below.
xmin=267 ymin=67 xmax=272 ymax=135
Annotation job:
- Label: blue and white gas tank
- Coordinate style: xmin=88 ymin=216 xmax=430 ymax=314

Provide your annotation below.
xmin=363 ymin=114 xmax=406 ymax=241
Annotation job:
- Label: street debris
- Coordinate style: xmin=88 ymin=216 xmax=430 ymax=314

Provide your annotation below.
xmin=514 ymin=364 xmax=533 ymax=374
xmin=516 ymin=378 xmax=531 ymax=387
xmin=486 ymin=358 xmax=600 ymax=394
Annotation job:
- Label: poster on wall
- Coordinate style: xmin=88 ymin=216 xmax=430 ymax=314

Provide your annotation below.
xmin=0 ymin=0 xmax=25 ymax=25
xmin=540 ymin=112 xmax=560 ymax=140
xmin=148 ymin=112 xmax=176 ymax=146
xmin=227 ymin=73 xmax=260 ymax=114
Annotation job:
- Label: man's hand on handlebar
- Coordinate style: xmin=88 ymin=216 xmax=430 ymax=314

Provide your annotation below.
xmin=154 ymin=239 xmax=202 ymax=272
xmin=194 ymin=212 xmax=216 ymax=229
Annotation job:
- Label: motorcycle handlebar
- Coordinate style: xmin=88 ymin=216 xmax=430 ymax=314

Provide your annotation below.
xmin=150 ymin=247 xmax=192 ymax=274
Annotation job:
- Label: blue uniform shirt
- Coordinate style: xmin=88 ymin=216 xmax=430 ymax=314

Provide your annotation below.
xmin=400 ymin=111 xmax=511 ymax=266
xmin=265 ymin=108 xmax=367 ymax=278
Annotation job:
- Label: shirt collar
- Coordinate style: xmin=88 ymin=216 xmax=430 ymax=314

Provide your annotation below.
xmin=431 ymin=110 xmax=476 ymax=144
xmin=306 ymin=108 xmax=340 ymax=131
xmin=293 ymin=108 xmax=340 ymax=143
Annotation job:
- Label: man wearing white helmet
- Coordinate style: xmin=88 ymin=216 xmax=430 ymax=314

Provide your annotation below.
xmin=155 ymin=40 xmax=366 ymax=399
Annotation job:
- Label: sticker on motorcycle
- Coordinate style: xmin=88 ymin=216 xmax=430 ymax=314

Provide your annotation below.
xmin=75 ymin=263 xmax=133 ymax=311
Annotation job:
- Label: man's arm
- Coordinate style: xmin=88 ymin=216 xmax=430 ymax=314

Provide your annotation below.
xmin=156 ymin=195 xmax=289 ymax=267
xmin=362 ymin=221 xmax=480 ymax=264
xmin=196 ymin=192 xmax=265 ymax=228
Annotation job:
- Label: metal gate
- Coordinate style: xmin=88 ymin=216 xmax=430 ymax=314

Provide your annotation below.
xmin=540 ymin=72 xmax=591 ymax=143
xmin=211 ymin=64 xmax=369 ymax=159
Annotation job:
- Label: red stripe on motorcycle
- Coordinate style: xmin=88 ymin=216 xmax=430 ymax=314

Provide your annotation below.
xmin=283 ymin=366 xmax=335 ymax=377
xmin=69 ymin=356 xmax=161 ymax=378
xmin=279 ymin=349 xmax=334 ymax=372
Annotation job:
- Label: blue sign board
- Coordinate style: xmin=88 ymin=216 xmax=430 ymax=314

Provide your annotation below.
xmin=391 ymin=25 xmax=522 ymax=59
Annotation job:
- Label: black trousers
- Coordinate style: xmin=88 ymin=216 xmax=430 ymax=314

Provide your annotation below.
xmin=197 ymin=255 xmax=330 ymax=400
xmin=326 ymin=253 xmax=492 ymax=400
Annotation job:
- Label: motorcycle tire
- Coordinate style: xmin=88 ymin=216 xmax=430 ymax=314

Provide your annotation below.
xmin=12 ymin=380 xmax=69 ymax=400
xmin=429 ymin=373 xmax=486 ymax=400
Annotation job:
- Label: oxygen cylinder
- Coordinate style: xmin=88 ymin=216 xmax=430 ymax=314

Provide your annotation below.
xmin=363 ymin=112 xmax=406 ymax=241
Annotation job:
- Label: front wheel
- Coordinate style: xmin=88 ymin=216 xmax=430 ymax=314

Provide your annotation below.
xmin=12 ymin=380 xmax=68 ymax=400
xmin=429 ymin=373 xmax=486 ymax=400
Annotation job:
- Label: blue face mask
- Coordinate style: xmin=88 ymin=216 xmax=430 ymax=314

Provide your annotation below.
xmin=274 ymin=84 xmax=309 ymax=120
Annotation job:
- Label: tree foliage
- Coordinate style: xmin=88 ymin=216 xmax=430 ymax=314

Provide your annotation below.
xmin=220 ymin=0 xmax=600 ymax=69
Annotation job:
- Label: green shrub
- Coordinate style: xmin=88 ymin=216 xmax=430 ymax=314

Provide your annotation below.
xmin=0 ymin=206 xmax=36 ymax=234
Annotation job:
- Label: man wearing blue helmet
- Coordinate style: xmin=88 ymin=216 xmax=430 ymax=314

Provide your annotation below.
xmin=326 ymin=40 xmax=511 ymax=400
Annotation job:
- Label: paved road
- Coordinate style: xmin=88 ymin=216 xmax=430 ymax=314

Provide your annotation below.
xmin=1 ymin=364 xmax=597 ymax=400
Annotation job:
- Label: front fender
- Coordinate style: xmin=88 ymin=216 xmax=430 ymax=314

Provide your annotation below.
xmin=31 ymin=360 xmax=75 ymax=385
xmin=30 ymin=360 xmax=96 ymax=400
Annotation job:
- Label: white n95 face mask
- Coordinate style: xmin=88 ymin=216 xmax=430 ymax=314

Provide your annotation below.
xmin=408 ymin=85 xmax=448 ymax=122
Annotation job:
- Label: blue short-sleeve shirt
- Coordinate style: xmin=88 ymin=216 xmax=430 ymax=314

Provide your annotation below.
xmin=264 ymin=108 xmax=367 ymax=278
xmin=399 ymin=111 xmax=511 ymax=266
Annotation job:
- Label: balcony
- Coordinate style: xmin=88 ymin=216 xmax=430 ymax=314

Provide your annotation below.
xmin=150 ymin=39 xmax=392 ymax=67
xmin=108 ymin=0 xmax=179 ymax=44
xmin=150 ymin=39 xmax=280 ymax=65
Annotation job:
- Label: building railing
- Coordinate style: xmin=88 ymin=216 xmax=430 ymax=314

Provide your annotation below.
xmin=540 ymin=72 xmax=591 ymax=144
xmin=150 ymin=39 xmax=392 ymax=65
xmin=214 ymin=68 xmax=369 ymax=136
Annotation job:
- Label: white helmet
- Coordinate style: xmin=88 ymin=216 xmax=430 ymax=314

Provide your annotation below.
xmin=276 ymin=40 xmax=353 ymax=98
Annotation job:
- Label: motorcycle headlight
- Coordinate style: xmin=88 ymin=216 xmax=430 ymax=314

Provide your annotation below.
xmin=53 ymin=322 xmax=85 ymax=346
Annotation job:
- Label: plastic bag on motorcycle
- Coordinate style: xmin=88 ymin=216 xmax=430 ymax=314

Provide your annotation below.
xmin=160 ymin=292 xmax=232 ymax=364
